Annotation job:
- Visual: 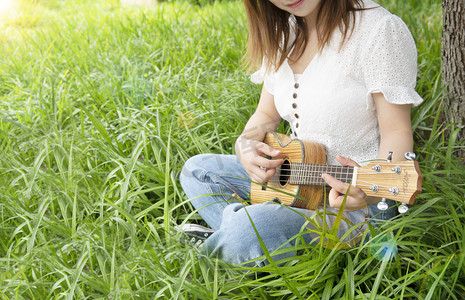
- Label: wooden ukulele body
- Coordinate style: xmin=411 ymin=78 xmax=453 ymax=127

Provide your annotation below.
xmin=250 ymin=132 xmax=326 ymax=210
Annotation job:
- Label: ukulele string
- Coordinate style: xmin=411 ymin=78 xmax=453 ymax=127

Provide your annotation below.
xmin=271 ymin=167 xmax=353 ymax=180
xmin=269 ymin=166 xmax=396 ymax=178
xmin=263 ymin=167 xmax=394 ymax=188
xmin=259 ymin=177 xmax=393 ymax=191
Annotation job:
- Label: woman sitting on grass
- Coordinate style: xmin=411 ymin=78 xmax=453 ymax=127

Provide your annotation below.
xmin=180 ymin=0 xmax=423 ymax=266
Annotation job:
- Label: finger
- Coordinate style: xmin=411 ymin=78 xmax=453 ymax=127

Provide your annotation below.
xmin=328 ymin=187 xmax=341 ymax=200
xmin=328 ymin=194 xmax=359 ymax=211
xmin=264 ymin=167 xmax=278 ymax=179
xmin=335 ymin=155 xmax=361 ymax=167
xmin=323 ymin=173 xmax=366 ymax=200
xmin=255 ymin=155 xmax=283 ymax=169
xmin=322 ymin=173 xmax=350 ymax=195
xmin=251 ymin=161 xmax=281 ymax=183
xmin=250 ymin=165 xmax=271 ymax=184
xmin=327 ymin=188 xmax=343 ymax=208
xmin=256 ymin=142 xmax=281 ymax=158
xmin=249 ymin=171 xmax=267 ymax=184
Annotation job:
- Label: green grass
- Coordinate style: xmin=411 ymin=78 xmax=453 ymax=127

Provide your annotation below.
xmin=1 ymin=0 xmax=463 ymax=299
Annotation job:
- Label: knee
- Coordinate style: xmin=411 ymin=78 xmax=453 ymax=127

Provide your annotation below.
xmin=181 ymin=154 xmax=220 ymax=178
xmin=180 ymin=154 xmax=209 ymax=185
xmin=181 ymin=154 xmax=237 ymax=189
xmin=205 ymin=203 xmax=309 ymax=265
xmin=205 ymin=220 xmax=266 ymax=266
xmin=204 ymin=204 xmax=279 ymax=265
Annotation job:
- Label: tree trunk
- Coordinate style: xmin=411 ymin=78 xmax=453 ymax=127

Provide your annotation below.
xmin=442 ymin=0 xmax=465 ymax=155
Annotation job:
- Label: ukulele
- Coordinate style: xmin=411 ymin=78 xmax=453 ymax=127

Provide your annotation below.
xmin=250 ymin=132 xmax=423 ymax=211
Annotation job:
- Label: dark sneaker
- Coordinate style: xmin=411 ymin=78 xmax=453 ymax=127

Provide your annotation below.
xmin=178 ymin=224 xmax=215 ymax=246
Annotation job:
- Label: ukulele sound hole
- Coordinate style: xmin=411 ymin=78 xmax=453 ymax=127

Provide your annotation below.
xmin=279 ymin=159 xmax=291 ymax=186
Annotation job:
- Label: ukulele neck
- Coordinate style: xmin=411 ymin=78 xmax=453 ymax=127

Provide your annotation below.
xmin=288 ymin=163 xmax=357 ymax=186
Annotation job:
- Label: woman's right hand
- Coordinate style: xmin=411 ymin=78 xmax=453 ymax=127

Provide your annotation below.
xmin=235 ymin=137 xmax=283 ymax=184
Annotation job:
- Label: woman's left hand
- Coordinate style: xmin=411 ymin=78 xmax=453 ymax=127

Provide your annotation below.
xmin=321 ymin=155 xmax=369 ymax=211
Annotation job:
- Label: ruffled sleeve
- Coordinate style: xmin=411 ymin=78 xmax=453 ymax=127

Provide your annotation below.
xmin=250 ymin=62 xmax=276 ymax=95
xmin=362 ymin=14 xmax=423 ymax=110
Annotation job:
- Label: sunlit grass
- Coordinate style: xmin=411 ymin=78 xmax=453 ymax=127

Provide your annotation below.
xmin=1 ymin=0 xmax=462 ymax=299
xmin=0 ymin=0 xmax=15 ymax=15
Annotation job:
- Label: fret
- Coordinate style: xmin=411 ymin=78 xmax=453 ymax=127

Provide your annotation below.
xmin=300 ymin=163 xmax=304 ymax=183
xmin=313 ymin=163 xmax=318 ymax=185
xmin=330 ymin=165 xmax=353 ymax=184
xmin=289 ymin=164 xmax=295 ymax=184
xmin=307 ymin=163 xmax=311 ymax=185
xmin=313 ymin=165 xmax=318 ymax=183
xmin=341 ymin=166 xmax=346 ymax=182
xmin=317 ymin=164 xmax=322 ymax=184
xmin=300 ymin=162 xmax=304 ymax=183
xmin=305 ymin=164 xmax=309 ymax=184
xmin=338 ymin=166 xmax=344 ymax=182
xmin=346 ymin=166 xmax=351 ymax=183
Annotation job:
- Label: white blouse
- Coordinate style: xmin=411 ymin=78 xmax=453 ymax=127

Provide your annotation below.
xmin=251 ymin=0 xmax=423 ymax=166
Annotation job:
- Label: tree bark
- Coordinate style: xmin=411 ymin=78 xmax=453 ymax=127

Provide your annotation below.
xmin=442 ymin=0 xmax=465 ymax=154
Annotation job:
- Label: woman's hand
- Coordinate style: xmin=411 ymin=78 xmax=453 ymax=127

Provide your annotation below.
xmin=322 ymin=155 xmax=374 ymax=211
xmin=322 ymin=94 xmax=412 ymax=212
xmin=235 ymin=137 xmax=283 ymax=184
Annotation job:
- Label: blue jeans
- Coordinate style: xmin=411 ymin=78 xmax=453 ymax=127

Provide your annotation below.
xmin=179 ymin=154 xmax=396 ymax=266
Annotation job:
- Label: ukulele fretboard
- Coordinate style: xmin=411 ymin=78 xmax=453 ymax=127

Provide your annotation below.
xmin=288 ymin=163 xmax=354 ymax=186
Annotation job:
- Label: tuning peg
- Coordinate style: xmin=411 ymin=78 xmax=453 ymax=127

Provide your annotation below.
xmin=387 ymin=151 xmax=393 ymax=162
xmin=398 ymin=204 xmax=409 ymax=214
xmin=377 ymin=198 xmax=389 ymax=211
xmin=404 ymin=152 xmax=416 ymax=161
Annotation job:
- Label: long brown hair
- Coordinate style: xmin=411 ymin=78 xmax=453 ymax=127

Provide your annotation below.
xmin=243 ymin=0 xmax=364 ymax=71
